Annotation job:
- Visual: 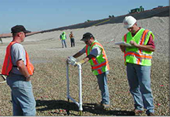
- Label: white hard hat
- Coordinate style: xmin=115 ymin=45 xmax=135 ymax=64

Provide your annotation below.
xmin=123 ymin=16 xmax=137 ymax=28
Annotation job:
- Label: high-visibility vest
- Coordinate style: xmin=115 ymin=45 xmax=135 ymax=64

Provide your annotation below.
xmin=61 ymin=34 xmax=66 ymax=40
xmin=1 ymin=42 xmax=34 ymax=75
xmin=85 ymin=40 xmax=110 ymax=75
xmin=122 ymin=28 xmax=155 ymax=66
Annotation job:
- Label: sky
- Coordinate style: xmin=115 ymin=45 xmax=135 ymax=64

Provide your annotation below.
xmin=0 ymin=0 xmax=169 ymax=34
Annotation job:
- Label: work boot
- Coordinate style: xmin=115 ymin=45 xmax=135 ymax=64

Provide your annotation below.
xmin=147 ymin=112 xmax=155 ymax=116
xmin=134 ymin=109 xmax=144 ymax=115
xmin=95 ymin=102 xmax=110 ymax=110
xmin=102 ymin=103 xmax=110 ymax=110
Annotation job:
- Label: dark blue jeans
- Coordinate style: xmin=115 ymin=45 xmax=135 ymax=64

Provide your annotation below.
xmin=7 ymin=73 xmax=36 ymax=116
xmin=70 ymin=38 xmax=75 ymax=47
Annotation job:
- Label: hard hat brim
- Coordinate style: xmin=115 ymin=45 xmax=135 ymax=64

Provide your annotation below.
xmin=124 ymin=22 xmax=136 ymax=28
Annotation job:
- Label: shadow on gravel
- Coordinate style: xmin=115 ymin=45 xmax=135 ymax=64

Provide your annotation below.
xmin=36 ymin=100 xmax=135 ymax=116
xmin=36 ymin=100 xmax=77 ymax=116
xmin=83 ymin=103 xmax=135 ymax=116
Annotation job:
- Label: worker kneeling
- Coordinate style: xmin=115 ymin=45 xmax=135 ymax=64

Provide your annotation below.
xmin=68 ymin=32 xmax=110 ymax=110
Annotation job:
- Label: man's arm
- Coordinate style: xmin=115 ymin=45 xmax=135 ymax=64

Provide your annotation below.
xmin=17 ymin=60 xmax=31 ymax=81
xmin=76 ymin=47 xmax=99 ymax=65
xmin=130 ymin=34 xmax=155 ymax=52
xmin=130 ymin=40 xmax=155 ymax=52
xmin=76 ymin=54 xmax=95 ymax=65
xmin=73 ymin=47 xmax=86 ymax=58
xmin=73 ymin=51 xmax=84 ymax=58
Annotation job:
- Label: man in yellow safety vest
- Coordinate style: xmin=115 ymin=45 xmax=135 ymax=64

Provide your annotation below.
xmin=70 ymin=32 xmax=110 ymax=109
xmin=60 ymin=31 xmax=67 ymax=48
xmin=120 ymin=16 xmax=155 ymax=116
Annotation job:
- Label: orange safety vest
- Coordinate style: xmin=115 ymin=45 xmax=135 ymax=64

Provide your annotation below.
xmin=69 ymin=33 xmax=74 ymax=38
xmin=1 ymin=42 xmax=34 ymax=75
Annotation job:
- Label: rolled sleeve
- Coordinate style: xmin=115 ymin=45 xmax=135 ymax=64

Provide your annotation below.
xmin=89 ymin=47 xmax=101 ymax=57
xmin=147 ymin=35 xmax=155 ymax=49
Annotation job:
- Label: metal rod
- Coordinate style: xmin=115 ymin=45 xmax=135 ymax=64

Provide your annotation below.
xmin=66 ymin=63 xmax=69 ymax=98
xmin=78 ymin=64 xmax=83 ymax=111
xmin=68 ymin=95 xmax=79 ymax=106
xmin=66 ymin=62 xmax=83 ymax=115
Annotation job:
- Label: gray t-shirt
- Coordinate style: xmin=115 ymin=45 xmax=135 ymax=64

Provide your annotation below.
xmin=11 ymin=43 xmax=26 ymax=75
xmin=80 ymin=46 xmax=101 ymax=57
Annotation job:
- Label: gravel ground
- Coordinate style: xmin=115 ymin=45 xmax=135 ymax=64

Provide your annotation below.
xmin=0 ymin=16 xmax=169 ymax=116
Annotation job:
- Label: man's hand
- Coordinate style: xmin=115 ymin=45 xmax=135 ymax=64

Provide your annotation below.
xmin=26 ymin=75 xmax=31 ymax=81
xmin=130 ymin=40 xmax=138 ymax=47
xmin=17 ymin=60 xmax=31 ymax=81
xmin=75 ymin=59 xmax=85 ymax=66
xmin=67 ymin=56 xmax=77 ymax=65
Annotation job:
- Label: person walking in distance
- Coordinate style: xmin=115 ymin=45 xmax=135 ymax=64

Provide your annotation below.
xmin=120 ymin=16 xmax=155 ymax=116
xmin=69 ymin=31 xmax=75 ymax=47
xmin=1 ymin=25 xmax=36 ymax=116
xmin=60 ymin=31 xmax=67 ymax=48
xmin=69 ymin=32 xmax=110 ymax=109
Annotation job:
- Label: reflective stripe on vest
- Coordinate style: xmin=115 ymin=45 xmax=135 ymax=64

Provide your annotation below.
xmin=91 ymin=61 xmax=109 ymax=70
xmin=123 ymin=28 xmax=154 ymax=66
xmin=1 ymin=42 xmax=34 ymax=75
xmin=85 ymin=40 xmax=109 ymax=75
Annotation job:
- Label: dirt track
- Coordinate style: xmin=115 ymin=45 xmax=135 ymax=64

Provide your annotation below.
xmin=0 ymin=16 xmax=169 ymax=116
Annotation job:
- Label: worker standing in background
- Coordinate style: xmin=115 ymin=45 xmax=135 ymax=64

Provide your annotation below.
xmin=70 ymin=32 xmax=110 ymax=109
xmin=69 ymin=31 xmax=75 ymax=47
xmin=120 ymin=16 xmax=155 ymax=116
xmin=1 ymin=25 xmax=36 ymax=116
xmin=60 ymin=31 xmax=67 ymax=48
